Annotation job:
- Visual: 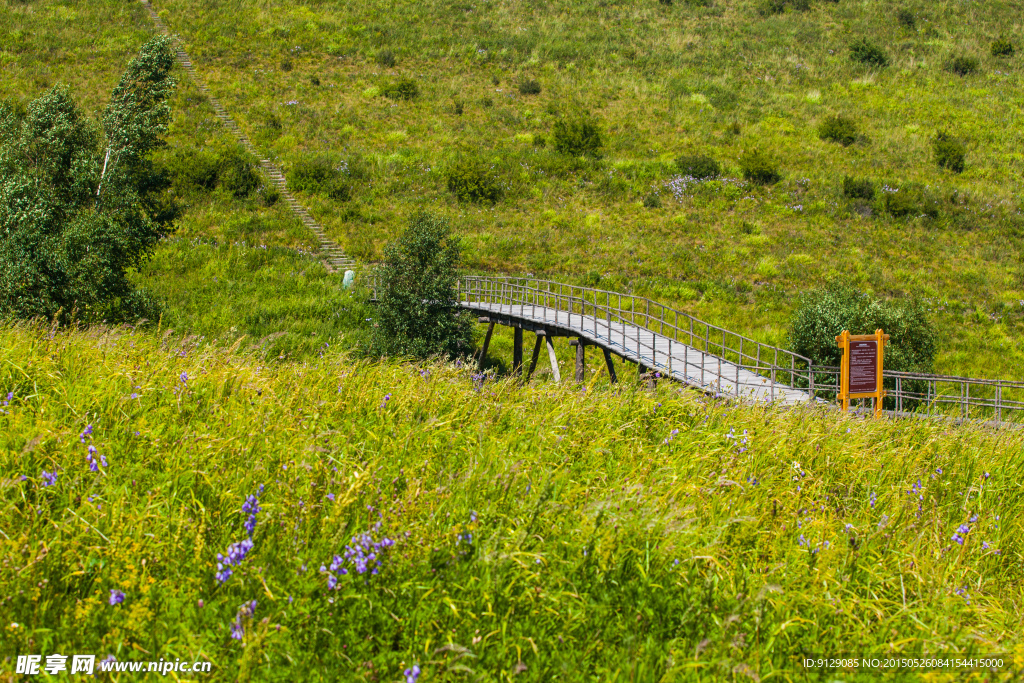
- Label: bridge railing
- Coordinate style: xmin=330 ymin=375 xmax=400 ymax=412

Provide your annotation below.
xmin=809 ymin=366 xmax=1024 ymax=425
xmin=457 ymin=276 xmax=817 ymax=398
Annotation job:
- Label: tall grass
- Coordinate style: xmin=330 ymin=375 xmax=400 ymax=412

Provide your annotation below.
xmin=0 ymin=323 xmax=1021 ymax=680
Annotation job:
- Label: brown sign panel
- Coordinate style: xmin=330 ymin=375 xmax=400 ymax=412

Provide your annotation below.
xmin=849 ymin=340 xmax=878 ymax=394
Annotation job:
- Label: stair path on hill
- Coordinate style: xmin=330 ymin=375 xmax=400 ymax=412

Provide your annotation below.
xmin=139 ymin=0 xmax=356 ymax=274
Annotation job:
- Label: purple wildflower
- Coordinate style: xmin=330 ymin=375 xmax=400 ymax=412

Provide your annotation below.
xmin=326 ymin=493 xmax=335 ymax=502
xmin=404 ymin=664 xmax=421 ymax=683
xmin=41 ymin=470 xmax=58 ymax=487
xmin=109 ymin=589 xmax=125 ymax=605
xmin=231 ymin=600 xmax=257 ymax=641
xmin=79 ymin=424 xmax=93 ymax=443
xmin=241 ymin=486 xmax=263 ymax=538
xmin=180 ymin=371 xmax=188 ymax=384
xmin=215 ymin=538 xmax=254 ymax=583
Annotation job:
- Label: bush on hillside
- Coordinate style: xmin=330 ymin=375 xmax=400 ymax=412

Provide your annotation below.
xmin=643 ymin=192 xmax=662 ymax=208
xmin=369 ymin=212 xmax=474 ymax=358
xmin=518 ymin=79 xmax=542 ymax=95
xmin=877 ymin=184 xmax=941 ymax=219
xmin=850 ymin=38 xmax=889 ymax=67
xmin=933 ymin=131 xmax=965 ymax=173
xmin=674 ymin=154 xmax=720 ymax=180
xmin=896 ymin=9 xmax=916 ymax=29
xmin=168 ymin=148 xmax=221 ymax=192
xmin=287 ymin=158 xmax=351 ymax=200
xmin=218 ymin=146 xmax=261 ymax=198
xmin=380 ymin=77 xmax=418 ymax=100
xmin=842 ymin=176 xmax=874 ymax=200
xmin=756 ymin=0 xmax=787 ymax=15
xmin=377 ymin=49 xmax=396 ymax=68
xmin=818 ymin=114 xmax=858 ymax=146
xmin=444 ymin=158 xmax=503 ymax=203
xmin=991 ymin=37 xmax=1015 ymax=57
xmin=739 ymin=149 xmax=781 ymax=185
xmin=552 ymin=111 xmax=602 ymax=157
xmin=789 ymin=280 xmax=936 ymax=373
xmin=945 ymin=55 xmax=979 ymax=76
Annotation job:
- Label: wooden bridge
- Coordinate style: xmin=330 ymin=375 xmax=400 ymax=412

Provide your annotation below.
xmin=459 ymin=277 xmax=816 ymax=405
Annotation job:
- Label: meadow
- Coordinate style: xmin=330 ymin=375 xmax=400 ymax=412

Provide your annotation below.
xmin=1 ymin=323 xmax=1022 ymax=681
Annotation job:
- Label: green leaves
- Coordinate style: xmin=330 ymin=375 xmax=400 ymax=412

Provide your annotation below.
xmin=369 ymin=212 xmax=473 ymax=359
xmin=0 ymin=37 xmax=177 ymax=323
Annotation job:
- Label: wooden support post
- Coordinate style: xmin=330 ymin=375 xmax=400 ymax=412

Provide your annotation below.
xmin=546 ymin=336 xmax=561 ymax=383
xmin=603 ymin=349 xmax=618 ymax=384
xmin=478 ymin=322 xmax=495 ymax=371
xmin=513 ymin=327 xmax=524 ymax=376
xmin=526 ymin=331 xmax=544 ymax=380
xmin=571 ymin=339 xmax=585 ymax=383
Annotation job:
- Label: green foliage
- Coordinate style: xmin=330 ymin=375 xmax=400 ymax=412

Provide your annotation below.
xmin=380 ymin=77 xmax=418 ymax=100
xmin=877 ymin=184 xmax=941 ymax=219
xmin=945 ymin=55 xmax=980 ymax=76
xmin=286 ymin=158 xmax=351 ymax=200
xmin=280 ymin=58 xmax=293 ymax=72
xmin=849 ymin=38 xmax=889 ymax=67
xmin=842 ymin=176 xmax=875 ymax=200
xmin=518 ymin=79 xmax=542 ymax=95
xmin=167 ymin=148 xmax=220 ymax=192
xmin=991 ymin=36 xmax=1015 ymax=57
xmin=896 ymin=9 xmax=916 ymax=29
xmin=674 ymin=153 xmax=720 ymax=180
xmin=444 ymin=157 xmax=503 ymax=203
xmin=643 ymin=192 xmax=662 ymax=208
xmin=369 ymin=212 xmax=473 ymax=358
xmin=739 ymin=149 xmax=781 ymax=185
xmin=552 ymin=111 xmax=603 ymax=157
xmin=933 ymin=131 xmax=966 ymax=173
xmin=0 ymin=36 xmax=177 ymax=322
xmin=789 ymin=280 xmax=936 ymax=372
xmin=757 ymin=0 xmax=810 ymax=16
xmin=217 ymin=146 xmax=261 ymax=198
xmin=377 ymin=49 xmax=396 ymax=68
xmin=817 ymin=114 xmax=858 ymax=146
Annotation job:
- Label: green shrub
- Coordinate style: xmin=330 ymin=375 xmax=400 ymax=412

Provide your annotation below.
xmin=933 ymin=131 xmax=965 ymax=173
xmin=757 ymin=0 xmax=787 ymax=15
xmin=377 ymin=49 xmax=396 ymax=68
xmin=480 ymin=96 xmax=493 ymax=108
xmin=168 ymin=148 xmax=221 ymax=192
xmin=533 ymin=133 xmax=547 ymax=148
xmin=643 ymin=192 xmax=662 ymax=208
xmin=877 ymin=184 xmax=941 ymax=218
xmin=945 ymin=55 xmax=979 ymax=76
xmin=674 ymin=154 xmax=720 ymax=180
xmin=310 ymin=75 xmax=320 ymax=86
xmin=261 ymin=185 xmax=280 ymax=206
xmin=518 ymin=79 xmax=542 ymax=95
xmin=739 ymin=149 xmax=781 ymax=185
xmin=842 ymin=176 xmax=874 ymax=200
xmin=726 ymin=121 xmax=741 ymax=136
xmin=287 ymin=158 xmax=351 ymax=200
xmin=896 ymin=9 xmax=916 ymax=29
xmin=218 ymin=146 xmax=261 ymax=198
xmin=280 ymin=59 xmax=293 ymax=72
xmin=454 ymin=100 xmax=464 ymax=116
xmin=380 ymin=77 xmax=418 ymax=100
xmin=850 ymin=38 xmax=889 ymax=67
xmin=552 ymin=111 xmax=602 ymax=157
xmin=444 ymin=158 xmax=503 ymax=203
xmin=369 ymin=212 xmax=474 ymax=358
xmin=818 ymin=115 xmax=858 ymax=146
xmin=789 ymin=281 xmax=936 ymax=374
xmin=991 ymin=36 xmax=1015 ymax=57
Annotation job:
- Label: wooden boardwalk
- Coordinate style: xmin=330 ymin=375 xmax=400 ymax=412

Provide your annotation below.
xmin=466 ymin=301 xmax=813 ymax=405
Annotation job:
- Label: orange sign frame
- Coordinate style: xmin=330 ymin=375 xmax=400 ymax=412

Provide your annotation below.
xmin=835 ymin=329 xmax=889 ymax=416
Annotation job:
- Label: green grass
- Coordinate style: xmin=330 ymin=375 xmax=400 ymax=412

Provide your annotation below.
xmin=1 ymin=322 xmax=1023 ymax=681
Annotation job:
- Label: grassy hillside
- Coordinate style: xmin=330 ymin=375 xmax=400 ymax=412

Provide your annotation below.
xmin=3 ymin=0 xmax=1024 ymax=379
xmin=1 ymin=322 xmax=1022 ymax=681
xmin=5 ymin=1 xmax=1024 ymax=379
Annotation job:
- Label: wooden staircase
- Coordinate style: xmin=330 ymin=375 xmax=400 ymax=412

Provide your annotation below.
xmin=140 ymin=0 xmax=357 ymax=274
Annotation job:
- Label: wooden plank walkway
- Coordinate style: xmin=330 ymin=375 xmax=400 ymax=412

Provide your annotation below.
xmin=140 ymin=1 xmax=357 ymax=274
xmin=465 ymin=301 xmax=813 ymax=405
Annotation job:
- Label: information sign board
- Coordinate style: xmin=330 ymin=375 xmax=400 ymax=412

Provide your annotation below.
xmin=849 ymin=340 xmax=878 ymax=394
xmin=835 ymin=329 xmax=889 ymax=416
